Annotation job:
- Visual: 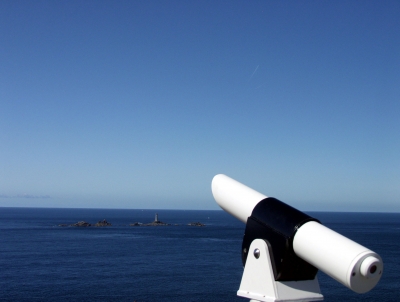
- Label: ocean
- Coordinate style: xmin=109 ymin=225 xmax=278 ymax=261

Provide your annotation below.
xmin=0 ymin=208 xmax=399 ymax=301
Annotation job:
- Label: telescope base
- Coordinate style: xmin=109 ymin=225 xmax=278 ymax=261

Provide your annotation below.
xmin=238 ymin=239 xmax=324 ymax=302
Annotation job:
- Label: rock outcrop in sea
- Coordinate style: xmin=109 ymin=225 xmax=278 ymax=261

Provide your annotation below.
xmin=187 ymin=222 xmax=205 ymax=227
xmin=71 ymin=221 xmax=91 ymax=227
xmin=131 ymin=213 xmax=170 ymax=226
xmin=60 ymin=214 xmax=204 ymax=228
xmin=60 ymin=220 xmax=112 ymax=227
xmin=142 ymin=220 xmax=170 ymax=226
xmin=95 ymin=219 xmax=111 ymax=227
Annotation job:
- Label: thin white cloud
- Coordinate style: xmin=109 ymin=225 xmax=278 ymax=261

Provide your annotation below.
xmin=248 ymin=65 xmax=259 ymax=82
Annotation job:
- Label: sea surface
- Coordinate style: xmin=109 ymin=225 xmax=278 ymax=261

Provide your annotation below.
xmin=0 ymin=208 xmax=399 ymax=301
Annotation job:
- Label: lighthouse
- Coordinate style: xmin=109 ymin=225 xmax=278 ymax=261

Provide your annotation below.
xmin=155 ymin=213 xmax=159 ymax=223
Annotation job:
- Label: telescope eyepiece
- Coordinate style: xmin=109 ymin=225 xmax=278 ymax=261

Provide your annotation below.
xmin=360 ymin=256 xmax=382 ymax=279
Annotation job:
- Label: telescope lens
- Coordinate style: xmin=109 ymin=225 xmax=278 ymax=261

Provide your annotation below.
xmin=360 ymin=256 xmax=381 ymax=279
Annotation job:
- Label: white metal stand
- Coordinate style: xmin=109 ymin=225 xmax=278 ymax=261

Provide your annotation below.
xmin=237 ymin=239 xmax=324 ymax=302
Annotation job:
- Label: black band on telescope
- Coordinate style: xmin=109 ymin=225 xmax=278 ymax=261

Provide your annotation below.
xmin=242 ymin=197 xmax=320 ymax=281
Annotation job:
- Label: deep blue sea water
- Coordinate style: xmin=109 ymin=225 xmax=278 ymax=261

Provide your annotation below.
xmin=0 ymin=208 xmax=399 ymax=301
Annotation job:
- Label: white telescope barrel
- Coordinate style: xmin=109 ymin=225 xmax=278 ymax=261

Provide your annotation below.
xmin=211 ymin=174 xmax=267 ymax=223
xmin=211 ymin=174 xmax=383 ymax=294
xmin=293 ymin=221 xmax=382 ymax=293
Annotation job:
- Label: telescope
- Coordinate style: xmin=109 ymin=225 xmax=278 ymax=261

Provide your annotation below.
xmin=211 ymin=174 xmax=383 ymax=302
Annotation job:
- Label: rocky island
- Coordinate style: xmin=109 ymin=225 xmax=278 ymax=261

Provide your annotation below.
xmin=59 ymin=219 xmax=111 ymax=227
xmin=59 ymin=214 xmax=204 ymax=228
xmin=187 ymin=222 xmax=205 ymax=227
xmin=94 ymin=219 xmax=111 ymax=227
xmin=131 ymin=213 xmax=170 ymax=226
xmin=71 ymin=221 xmax=91 ymax=227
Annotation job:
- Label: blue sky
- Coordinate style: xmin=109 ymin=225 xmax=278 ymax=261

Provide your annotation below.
xmin=1 ymin=1 xmax=399 ymax=211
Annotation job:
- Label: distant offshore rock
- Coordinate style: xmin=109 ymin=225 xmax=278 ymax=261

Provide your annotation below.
xmin=142 ymin=220 xmax=170 ymax=226
xmin=59 ymin=214 xmax=204 ymax=228
xmin=130 ymin=213 xmax=171 ymax=226
xmin=71 ymin=221 xmax=91 ymax=227
xmin=95 ymin=219 xmax=111 ymax=227
xmin=188 ymin=222 xmax=205 ymax=227
xmin=130 ymin=216 xmax=170 ymax=226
